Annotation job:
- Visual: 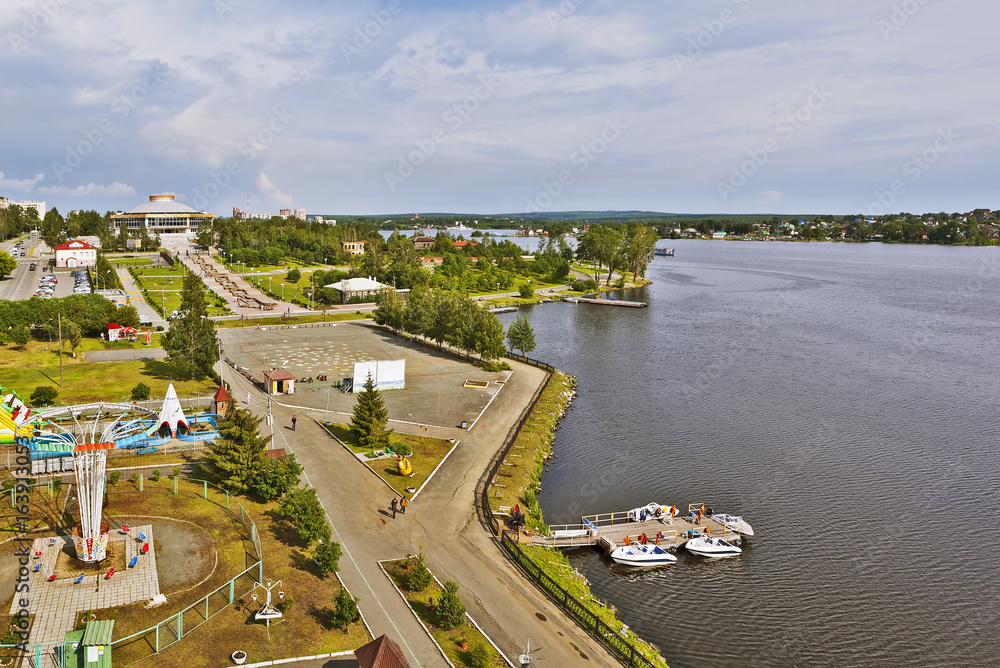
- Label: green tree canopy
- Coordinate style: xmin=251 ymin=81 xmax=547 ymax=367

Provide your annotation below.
xmin=30 ymin=385 xmax=59 ymax=406
xmin=253 ymin=454 xmax=303 ymax=501
xmin=0 ymin=251 xmax=15 ymax=279
xmin=506 ymin=315 xmax=536 ymax=356
xmin=204 ymin=407 xmax=269 ymax=494
xmin=277 ymin=487 xmax=330 ymax=546
xmin=436 ymin=579 xmax=467 ymax=631
xmin=163 ymin=272 xmax=218 ymax=378
xmin=330 ymin=588 xmax=360 ymax=631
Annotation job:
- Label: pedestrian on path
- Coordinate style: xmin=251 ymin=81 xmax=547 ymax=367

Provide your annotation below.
xmin=400 ymin=497 xmax=408 ymax=515
xmin=390 ymin=497 xmax=398 ymax=518
xmin=291 ymin=416 xmax=297 ymax=431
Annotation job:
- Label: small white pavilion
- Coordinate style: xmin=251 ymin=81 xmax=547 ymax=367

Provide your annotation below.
xmin=156 ymin=381 xmax=189 ymax=437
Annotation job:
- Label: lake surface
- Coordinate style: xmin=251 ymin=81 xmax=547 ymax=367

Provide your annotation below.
xmin=499 ymin=240 xmax=1000 ymax=668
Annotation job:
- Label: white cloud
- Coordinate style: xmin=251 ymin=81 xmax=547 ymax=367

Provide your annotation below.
xmin=758 ymin=190 xmax=784 ymax=205
xmin=0 ymin=171 xmax=44 ymax=192
xmin=255 ymin=172 xmax=293 ymax=207
xmin=37 ymin=182 xmax=136 ymax=197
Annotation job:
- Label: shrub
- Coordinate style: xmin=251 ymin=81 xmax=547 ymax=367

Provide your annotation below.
xmin=468 ymin=642 xmax=492 ymax=668
xmin=481 ymin=360 xmax=511 ymax=372
xmin=518 ymin=282 xmax=534 ymax=299
xmin=570 ymin=279 xmax=598 ymax=292
xmin=436 ymin=579 xmax=466 ymax=630
xmin=313 ymin=539 xmax=342 ymax=575
xmin=286 ymin=268 xmax=301 ymax=283
xmin=30 ymin=385 xmax=59 ymax=406
xmin=277 ymin=595 xmax=294 ymax=613
xmin=149 ymin=469 xmax=160 ymax=482
xmin=131 ymin=382 xmax=151 ymax=401
xmin=173 ymin=466 xmax=181 ymax=479
xmin=402 ymin=554 xmax=433 ymax=592
xmin=389 ymin=442 xmax=412 ymax=457
xmin=108 ymin=471 xmax=121 ymax=485
xmin=330 ymin=588 xmax=360 ymax=631
xmin=155 ymin=325 xmax=164 ymax=332
xmin=2 ymin=629 xmax=22 ymax=645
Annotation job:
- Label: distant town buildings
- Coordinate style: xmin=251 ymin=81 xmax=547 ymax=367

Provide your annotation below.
xmin=0 ymin=198 xmax=46 ymax=219
xmin=53 ymin=239 xmax=98 ymax=267
xmin=111 ymin=194 xmax=214 ymax=235
xmin=412 ymin=236 xmax=435 ymax=251
xmin=294 ymin=208 xmax=306 ymax=221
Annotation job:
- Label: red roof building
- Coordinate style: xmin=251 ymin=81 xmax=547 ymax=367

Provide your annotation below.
xmin=354 ymin=635 xmax=412 ymax=668
xmin=54 ymin=239 xmax=98 ymax=268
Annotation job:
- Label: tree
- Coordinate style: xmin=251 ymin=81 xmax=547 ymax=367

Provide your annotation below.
xmin=61 ymin=319 xmax=82 ymax=357
xmin=436 ymin=579 xmax=467 ymax=630
xmin=518 ymin=282 xmax=534 ymax=299
xmin=204 ymin=407 xmax=269 ymax=494
xmin=0 ymin=251 xmax=15 ymax=279
xmin=350 ymin=374 xmax=391 ymax=450
xmin=10 ymin=324 xmax=30 ymax=350
xmin=506 ymin=315 xmax=536 ymax=356
xmin=402 ymin=553 xmax=433 ymax=591
xmin=286 ymin=268 xmax=301 ymax=283
xmin=131 ymin=382 xmax=151 ymax=401
xmin=330 ymin=588 xmax=360 ymax=631
xmin=253 ymin=453 xmax=303 ymax=501
xmin=277 ymin=487 xmax=330 ymax=546
xmin=313 ymin=538 xmax=342 ymax=575
xmin=475 ymin=311 xmax=507 ymax=361
xmin=373 ymin=289 xmax=405 ymax=333
xmin=114 ymin=304 xmax=141 ymax=329
xmin=163 ymin=273 xmax=218 ymax=379
xmin=30 ymin=385 xmax=59 ymax=406
xmin=467 ymin=642 xmax=492 ymax=668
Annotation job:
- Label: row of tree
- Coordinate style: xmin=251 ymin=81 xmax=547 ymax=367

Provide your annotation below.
xmin=575 ymin=223 xmax=658 ymax=285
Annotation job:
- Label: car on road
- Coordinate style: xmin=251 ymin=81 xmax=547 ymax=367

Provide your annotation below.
xmin=29 ymin=263 xmax=37 ymax=271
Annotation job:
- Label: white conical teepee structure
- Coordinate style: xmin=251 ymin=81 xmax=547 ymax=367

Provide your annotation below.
xmin=156 ymin=381 xmax=189 ymax=437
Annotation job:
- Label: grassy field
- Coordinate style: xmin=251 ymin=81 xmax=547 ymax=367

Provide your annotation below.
xmin=100 ymin=479 xmax=368 ymax=666
xmin=106 ymin=256 xmax=155 ymax=267
xmin=0 ymin=339 xmax=217 ymax=405
xmin=320 ymin=423 xmax=455 ymax=500
xmin=382 ymin=557 xmax=506 ymax=667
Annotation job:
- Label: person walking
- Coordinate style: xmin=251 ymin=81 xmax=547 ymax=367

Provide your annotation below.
xmin=400 ymin=497 xmax=408 ymax=515
xmin=390 ymin=497 xmax=398 ymax=519
xmin=291 ymin=416 xmax=297 ymax=431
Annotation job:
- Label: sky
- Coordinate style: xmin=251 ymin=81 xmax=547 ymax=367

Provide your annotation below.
xmin=1 ymin=0 xmax=997 ymax=218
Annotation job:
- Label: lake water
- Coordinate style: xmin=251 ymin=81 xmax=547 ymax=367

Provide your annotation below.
xmin=499 ymin=240 xmax=1000 ymax=668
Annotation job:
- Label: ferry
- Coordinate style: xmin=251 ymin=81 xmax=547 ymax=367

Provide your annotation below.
xmin=654 ymin=247 xmax=674 ymax=256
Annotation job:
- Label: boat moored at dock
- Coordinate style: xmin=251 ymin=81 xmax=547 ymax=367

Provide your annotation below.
xmin=684 ymin=535 xmax=742 ymax=558
xmin=611 ymin=543 xmax=678 ymax=567
xmin=709 ymin=512 xmax=755 ymax=537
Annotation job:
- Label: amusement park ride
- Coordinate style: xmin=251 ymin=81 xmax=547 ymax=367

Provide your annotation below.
xmin=2 ymin=381 xmax=222 ymax=563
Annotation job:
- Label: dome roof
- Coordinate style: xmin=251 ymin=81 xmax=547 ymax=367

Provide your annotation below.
xmin=126 ymin=194 xmax=201 ymax=215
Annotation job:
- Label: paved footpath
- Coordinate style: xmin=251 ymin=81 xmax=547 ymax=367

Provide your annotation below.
xmin=221 ymin=356 xmax=617 ymax=667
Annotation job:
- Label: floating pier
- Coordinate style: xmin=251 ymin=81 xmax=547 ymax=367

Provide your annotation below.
xmin=523 ymin=503 xmax=743 ymax=554
xmin=571 ymin=297 xmax=648 ymax=308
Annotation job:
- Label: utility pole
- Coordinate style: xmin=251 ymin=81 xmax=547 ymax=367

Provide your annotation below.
xmin=267 ymin=392 xmax=274 ymax=450
xmin=58 ymin=312 xmax=63 ymax=386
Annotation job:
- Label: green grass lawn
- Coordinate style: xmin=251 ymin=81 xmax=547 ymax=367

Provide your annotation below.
xmin=131 ymin=267 xmax=229 ymax=316
xmin=0 ymin=340 xmax=217 ymax=405
xmin=106 ymin=256 xmax=155 ymax=267
xmin=382 ymin=558 xmax=506 ymax=667
xmin=320 ymin=423 xmax=456 ymax=500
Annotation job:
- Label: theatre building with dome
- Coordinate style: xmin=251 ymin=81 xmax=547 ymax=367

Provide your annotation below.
xmin=110 ymin=194 xmax=215 ymax=235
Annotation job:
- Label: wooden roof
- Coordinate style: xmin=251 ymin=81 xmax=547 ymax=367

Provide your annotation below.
xmin=355 ymin=635 xmax=411 ymax=668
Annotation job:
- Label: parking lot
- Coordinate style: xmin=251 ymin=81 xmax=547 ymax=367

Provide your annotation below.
xmin=218 ymin=321 xmax=510 ymax=429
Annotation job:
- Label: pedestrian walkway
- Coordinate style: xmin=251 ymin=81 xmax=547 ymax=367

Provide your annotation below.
xmin=177 ymin=253 xmax=304 ymax=317
xmin=116 ymin=268 xmax=166 ymax=329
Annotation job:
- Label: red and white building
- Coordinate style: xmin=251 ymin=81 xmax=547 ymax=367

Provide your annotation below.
xmin=53 ymin=239 xmax=98 ymax=267
xmin=105 ymin=322 xmax=139 ymax=342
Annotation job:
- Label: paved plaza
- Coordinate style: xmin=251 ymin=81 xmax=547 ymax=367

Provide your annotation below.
xmin=12 ymin=525 xmax=160 ymax=645
xmin=219 ymin=321 xmax=510 ymax=429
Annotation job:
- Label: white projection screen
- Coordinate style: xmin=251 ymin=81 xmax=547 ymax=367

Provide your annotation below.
xmin=353 ymin=359 xmax=406 ymax=392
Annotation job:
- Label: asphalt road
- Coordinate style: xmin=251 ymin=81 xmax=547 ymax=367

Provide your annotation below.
xmin=219 ymin=327 xmax=617 ymax=668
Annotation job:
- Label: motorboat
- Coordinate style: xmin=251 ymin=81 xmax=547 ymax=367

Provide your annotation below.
xmin=684 ymin=535 xmax=742 ymax=558
xmin=627 ymin=502 xmax=669 ymax=522
xmin=708 ymin=512 xmax=755 ymax=537
xmin=611 ymin=543 xmax=677 ymax=567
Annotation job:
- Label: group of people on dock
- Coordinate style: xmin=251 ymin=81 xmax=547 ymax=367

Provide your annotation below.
xmin=622 ymin=531 xmax=667 ymax=546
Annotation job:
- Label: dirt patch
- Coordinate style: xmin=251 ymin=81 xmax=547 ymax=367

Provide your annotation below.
xmin=147 ymin=518 xmax=215 ymax=592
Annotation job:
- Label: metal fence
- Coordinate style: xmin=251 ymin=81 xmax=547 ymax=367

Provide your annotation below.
xmin=109 ymin=478 xmax=263 ymax=664
xmin=499 ymin=530 xmax=658 ymax=668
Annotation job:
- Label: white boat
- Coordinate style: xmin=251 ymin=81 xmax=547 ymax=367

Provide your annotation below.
xmin=684 ymin=535 xmax=742 ymax=558
xmin=627 ymin=502 xmax=668 ymax=522
xmin=611 ymin=543 xmax=677 ymax=567
xmin=708 ymin=512 xmax=755 ymax=537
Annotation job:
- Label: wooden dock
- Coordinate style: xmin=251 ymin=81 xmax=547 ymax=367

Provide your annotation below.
xmin=572 ymin=297 xmax=648 ymax=308
xmin=523 ymin=504 xmax=743 ymax=554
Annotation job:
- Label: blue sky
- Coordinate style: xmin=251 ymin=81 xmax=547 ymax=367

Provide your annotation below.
xmin=1 ymin=0 xmax=996 ymax=217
